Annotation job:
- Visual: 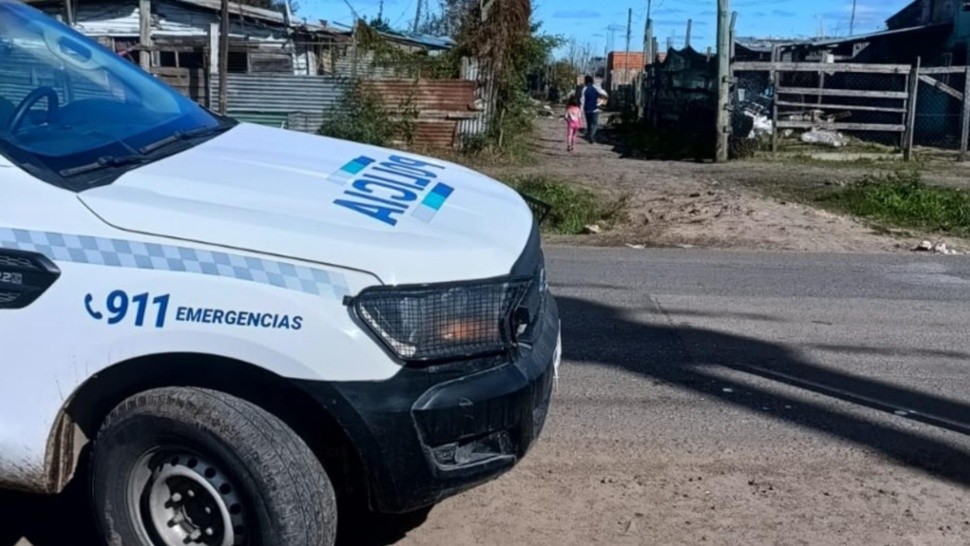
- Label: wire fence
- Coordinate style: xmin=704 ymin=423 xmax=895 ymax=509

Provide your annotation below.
xmin=728 ymin=62 xmax=970 ymax=158
xmin=915 ymin=69 xmax=968 ymax=150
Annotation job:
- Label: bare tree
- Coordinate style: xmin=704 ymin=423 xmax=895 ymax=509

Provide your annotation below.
xmin=419 ymin=0 xmax=476 ymax=36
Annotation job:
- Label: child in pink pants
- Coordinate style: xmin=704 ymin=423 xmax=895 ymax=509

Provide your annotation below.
xmin=565 ymin=98 xmax=582 ymax=152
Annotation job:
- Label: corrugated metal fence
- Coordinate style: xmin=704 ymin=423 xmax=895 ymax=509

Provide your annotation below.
xmin=207 ymin=59 xmax=490 ymax=148
xmin=209 ymin=73 xmax=348 ymax=132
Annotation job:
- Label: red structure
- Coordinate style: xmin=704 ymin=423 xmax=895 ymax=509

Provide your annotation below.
xmin=607 ymin=51 xmax=647 ymax=72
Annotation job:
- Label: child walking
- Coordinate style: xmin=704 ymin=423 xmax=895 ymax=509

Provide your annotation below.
xmin=565 ymin=98 xmax=582 ymax=152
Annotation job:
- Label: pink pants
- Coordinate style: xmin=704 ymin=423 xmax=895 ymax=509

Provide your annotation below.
xmin=567 ymin=124 xmax=580 ymax=148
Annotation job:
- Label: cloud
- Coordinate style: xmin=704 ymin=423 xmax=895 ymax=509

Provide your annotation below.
xmin=553 ymin=10 xmax=601 ymax=19
xmin=655 ymin=19 xmax=708 ymax=27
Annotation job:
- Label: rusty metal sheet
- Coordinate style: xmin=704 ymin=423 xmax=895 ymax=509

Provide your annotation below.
xmin=366 ymin=80 xmax=476 ymax=114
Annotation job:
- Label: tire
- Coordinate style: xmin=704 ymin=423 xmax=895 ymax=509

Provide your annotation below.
xmin=91 ymin=387 xmax=337 ymax=546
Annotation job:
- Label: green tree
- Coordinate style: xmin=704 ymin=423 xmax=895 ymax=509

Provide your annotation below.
xmin=368 ymin=15 xmax=393 ymax=32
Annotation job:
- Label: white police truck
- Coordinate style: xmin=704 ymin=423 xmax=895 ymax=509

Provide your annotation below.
xmin=0 ymin=2 xmax=561 ymax=544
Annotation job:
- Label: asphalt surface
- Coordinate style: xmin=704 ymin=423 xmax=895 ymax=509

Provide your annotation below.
xmin=3 ymin=247 xmax=970 ymax=545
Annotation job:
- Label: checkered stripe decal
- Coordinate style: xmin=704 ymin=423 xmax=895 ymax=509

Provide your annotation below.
xmin=0 ymin=228 xmax=350 ymax=299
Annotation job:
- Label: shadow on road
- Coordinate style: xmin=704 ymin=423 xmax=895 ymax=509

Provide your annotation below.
xmin=3 ymin=294 xmax=969 ymax=545
xmin=557 ymin=295 xmax=970 ymax=485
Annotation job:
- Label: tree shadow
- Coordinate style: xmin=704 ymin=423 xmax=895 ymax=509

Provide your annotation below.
xmin=601 ymin=122 xmax=715 ymax=162
xmin=558 ymin=295 xmax=970 ymax=484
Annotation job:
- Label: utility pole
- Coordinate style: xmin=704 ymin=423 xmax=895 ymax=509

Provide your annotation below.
xmin=218 ymin=0 xmax=228 ymax=115
xmin=138 ymin=0 xmax=151 ymax=70
xmin=715 ymin=0 xmax=730 ymax=162
xmin=413 ymin=0 xmax=423 ymax=33
xmin=685 ymin=19 xmax=692 ymax=48
xmin=625 ymin=8 xmax=632 ymax=55
xmin=644 ymin=0 xmax=653 ymax=64
xmin=850 ymin=0 xmax=857 ymax=35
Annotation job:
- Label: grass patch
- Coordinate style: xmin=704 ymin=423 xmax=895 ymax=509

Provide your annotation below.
xmin=823 ymin=171 xmax=970 ymax=236
xmin=506 ymin=176 xmax=629 ymax=235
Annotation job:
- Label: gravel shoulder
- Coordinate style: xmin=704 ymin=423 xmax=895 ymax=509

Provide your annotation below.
xmin=483 ymin=118 xmax=970 ymax=253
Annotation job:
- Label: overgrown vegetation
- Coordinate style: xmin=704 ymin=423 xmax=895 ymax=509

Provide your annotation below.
xmin=823 ymin=171 xmax=970 ymax=236
xmin=506 ymin=176 xmax=628 ymax=235
xmin=437 ymin=1 xmax=561 ymax=159
xmin=319 ymin=81 xmax=417 ymax=147
xmin=347 ymin=3 xmax=560 ymax=159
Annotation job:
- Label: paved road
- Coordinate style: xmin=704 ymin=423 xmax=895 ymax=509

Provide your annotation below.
xmin=3 ymin=247 xmax=970 ymax=545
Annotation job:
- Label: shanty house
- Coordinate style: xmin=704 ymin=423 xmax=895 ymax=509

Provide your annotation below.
xmin=24 ymin=0 xmax=349 ymax=103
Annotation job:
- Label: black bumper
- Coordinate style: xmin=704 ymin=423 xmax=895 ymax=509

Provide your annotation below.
xmin=296 ymin=295 xmax=559 ymax=513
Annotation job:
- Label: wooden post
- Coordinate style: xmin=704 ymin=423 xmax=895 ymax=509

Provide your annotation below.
xmin=960 ymin=66 xmax=970 ymax=161
xmin=207 ymin=23 xmax=218 ymax=110
xmin=685 ymin=19 xmax=692 ymax=49
xmin=818 ymin=72 xmax=825 ymax=105
xmin=218 ymin=0 xmax=229 ymax=115
xmin=138 ymin=0 xmax=151 ymax=71
xmin=903 ymin=57 xmax=921 ymax=161
xmin=771 ymin=70 xmax=779 ymax=155
xmin=715 ymin=0 xmax=731 ymax=162
xmin=64 ymin=0 xmax=75 ymax=26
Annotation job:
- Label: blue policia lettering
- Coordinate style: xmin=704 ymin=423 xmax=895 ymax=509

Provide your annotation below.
xmin=331 ymin=154 xmax=455 ymax=226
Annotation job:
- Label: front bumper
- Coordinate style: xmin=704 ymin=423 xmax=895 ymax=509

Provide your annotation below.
xmin=297 ymin=294 xmax=559 ymax=513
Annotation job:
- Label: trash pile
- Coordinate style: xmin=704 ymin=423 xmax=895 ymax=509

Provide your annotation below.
xmin=913 ymin=241 xmax=961 ymax=255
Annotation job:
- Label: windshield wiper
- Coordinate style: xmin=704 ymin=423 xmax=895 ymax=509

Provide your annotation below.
xmin=139 ymin=124 xmax=233 ymax=155
xmin=59 ymin=154 xmax=150 ymax=177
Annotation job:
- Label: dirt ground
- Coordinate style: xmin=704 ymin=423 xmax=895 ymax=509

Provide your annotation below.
xmin=482 ymin=117 xmax=970 ymax=253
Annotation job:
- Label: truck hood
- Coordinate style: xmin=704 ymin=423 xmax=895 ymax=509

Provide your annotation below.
xmin=79 ymin=123 xmax=534 ymax=285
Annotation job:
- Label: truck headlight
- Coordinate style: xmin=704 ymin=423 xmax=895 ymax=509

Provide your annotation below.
xmin=351 ymin=277 xmax=533 ymax=362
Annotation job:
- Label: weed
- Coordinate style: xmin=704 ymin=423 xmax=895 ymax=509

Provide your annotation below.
xmin=506 ymin=176 xmax=629 ymax=235
xmin=823 ymin=170 xmax=970 ymax=236
xmin=319 ymin=81 xmax=417 ymax=147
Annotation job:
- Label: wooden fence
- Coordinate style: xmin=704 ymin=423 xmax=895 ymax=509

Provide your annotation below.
xmin=731 ymin=61 xmax=970 ymax=161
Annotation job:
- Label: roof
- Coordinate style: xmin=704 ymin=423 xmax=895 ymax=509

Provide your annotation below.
xmin=887 ymin=0 xmax=922 ymax=29
xmin=379 ymin=31 xmax=455 ymax=51
xmin=792 ymin=23 xmax=949 ymax=48
xmin=24 ymin=0 xmax=345 ymax=35
xmin=737 ymin=23 xmax=949 ymax=52
xmin=734 ymin=37 xmax=798 ymax=53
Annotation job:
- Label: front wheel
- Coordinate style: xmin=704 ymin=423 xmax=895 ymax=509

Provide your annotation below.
xmin=91 ymin=387 xmax=337 ymax=546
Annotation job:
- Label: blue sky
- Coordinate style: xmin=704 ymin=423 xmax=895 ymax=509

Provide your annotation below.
xmin=303 ymin=0 xmax=915 ymax=55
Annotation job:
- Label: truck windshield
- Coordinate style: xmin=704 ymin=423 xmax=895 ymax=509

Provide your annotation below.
xmin=0 ymin=0 xmax=230 ymax=189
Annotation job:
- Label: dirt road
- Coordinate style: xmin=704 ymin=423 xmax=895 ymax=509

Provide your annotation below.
xmin=485 ymin=117 xmax=964 ymax=253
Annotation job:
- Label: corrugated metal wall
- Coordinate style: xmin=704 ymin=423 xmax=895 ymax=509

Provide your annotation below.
xmin=211 ymin=73 xmax=347 ymax=132
xmin=457 ymin=57 xmax=492 ymax=140
xmin=206 ymin=58 xmax=489 ymax=148
xmin=366 ymin=79 xmax=477 ymax=148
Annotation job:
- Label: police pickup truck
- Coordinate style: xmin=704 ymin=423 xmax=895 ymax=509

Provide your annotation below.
xmin=0 ymin=2 xmax=560 ymax=544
